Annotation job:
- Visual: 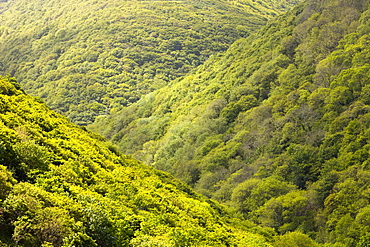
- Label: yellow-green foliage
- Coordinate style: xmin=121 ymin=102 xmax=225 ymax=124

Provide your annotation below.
xmin=0 ymin=75 xmax=272 ymax=246
xmin=0 ymin=0 xmax=299 ymax=125
xmin=90 ymin=0 xmax=370 ymax=245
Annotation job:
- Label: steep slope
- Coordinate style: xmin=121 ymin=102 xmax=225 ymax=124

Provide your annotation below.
xmin=0 ymin=0 xmax=299 ymax=125
xmin=0 ymin=75 xmax=277 ymax=246
xmin=90 ymin=0 xmax=370 ymax=245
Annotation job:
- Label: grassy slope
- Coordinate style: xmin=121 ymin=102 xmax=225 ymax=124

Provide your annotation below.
xmin=0 ymin=0 xmax=299 ymax=125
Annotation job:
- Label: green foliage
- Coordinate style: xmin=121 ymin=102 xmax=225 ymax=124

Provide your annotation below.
xmin=274 ymin=231 xmax=319 ymax=247
xmin=0 ymin=165 xmax=15 ymax=200
xmin=0 ymin=75 xmax=272 ymax=246
xmin=4 ymin=0 xmax=370 ymax=246
xmin=231 ymin=176 xmax=296 ymax=214
xmin=89 ymin=0 xmax=370 ymax=246
xmin=0 ymin=0 xmax=299 ymax=125
xmin=255 ymin=190 xmax=317 ymax=234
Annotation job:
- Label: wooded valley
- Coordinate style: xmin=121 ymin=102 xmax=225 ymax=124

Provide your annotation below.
xmin=0 ymin=0 xmax=298 ymax=125
xmin=2 ymin=0 xmax=370 ymax=246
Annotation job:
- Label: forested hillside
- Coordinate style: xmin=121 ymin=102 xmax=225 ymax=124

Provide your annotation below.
xmin=0 ymin=75 xmax=284 ymax=247
xmin=90 ymin=0 xmax=370 ymax=245
xmin=0 ymin=0 xmax=298 ymax=125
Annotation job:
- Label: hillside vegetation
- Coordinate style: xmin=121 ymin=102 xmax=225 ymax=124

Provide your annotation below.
xmin=0 ymin=0 xmax=298 ymax=125
xmin=0 ymin=75 xmax=282 ymax=247
xmin=90 ymin=0 xmax=370 ymax=245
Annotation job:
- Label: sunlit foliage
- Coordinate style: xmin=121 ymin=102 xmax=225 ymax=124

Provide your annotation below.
xmin=90 ymin=0 xmax=370 ymax=245
xmin=0 ymin=0 xmax=299 ymax=125
xmin=0 ymin=76 xmax=272 ymax=246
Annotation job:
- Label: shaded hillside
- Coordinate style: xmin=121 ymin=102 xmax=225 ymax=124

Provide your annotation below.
xmin=90 ymin=0 xmax=370 ymax=245
xmin=0 ymin=0 xmax=299 ymax=125
xmin=0 ymin=75 xmax=281 ymax=246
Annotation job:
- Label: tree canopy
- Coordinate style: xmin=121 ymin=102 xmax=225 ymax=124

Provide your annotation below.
xmin=4 ymin=0 xmax=370 ymax=245
xmin=0 ymin=0 xmax=299 ymax=125
xmin=90 ymin=0 xmax=370 ymax=245
xmin=0 ymin=75 xmax=274 ymax=246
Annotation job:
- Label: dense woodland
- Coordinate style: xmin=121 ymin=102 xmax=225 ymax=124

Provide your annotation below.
xmin=0 ymin=75 xmax=285 ymax=246
xmin=2 ymin=0 xmax=370 ymax=246
xmin=0 ymin=0 xmax=298 ymax=125
xmin=90 ymin=0 xmax=370 ymax=245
